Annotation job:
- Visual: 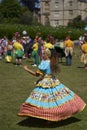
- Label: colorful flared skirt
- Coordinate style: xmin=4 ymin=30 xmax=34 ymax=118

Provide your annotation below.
xmin=18 ymin=83 xmax=86 ymax=121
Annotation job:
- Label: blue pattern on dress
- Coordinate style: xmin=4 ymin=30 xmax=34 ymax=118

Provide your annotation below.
xmin=34 ymin=84 xmax=65 ymax=94
xmin=25 ymin=91 xmax=74 ymax=108
xmin=25 ymin=60 xmax=75 ymax=108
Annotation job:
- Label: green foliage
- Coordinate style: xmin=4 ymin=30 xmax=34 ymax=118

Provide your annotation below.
xmin=0 ymin=46 xmax=87 ymax=130
xmin=68 ymin=15 xmax=86 ymax=29
xmin=0 ymin=24 xmax=86 ymax=40
xmin=0 ymin=0 xmax=39 ymax=25
xmin=19 ymin=11 xmax=33 ymax=25
xmin=0 ymin=0 xmax=22 ymax=18
xmin=20 ymin=0 xmax=35 ymax=11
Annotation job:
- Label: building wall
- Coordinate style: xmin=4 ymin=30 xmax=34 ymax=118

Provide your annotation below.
xmin=40 ymin=0 xmax=87 ymax=27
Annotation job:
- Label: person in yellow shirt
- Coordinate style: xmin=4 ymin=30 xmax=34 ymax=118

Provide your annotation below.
xmin=13 ymin=39 xmax=24 ymax=66
xmin=44 ymin=35 xmax=54 ymax=50
xmin=64 ymin=36 xmax=74 ymax=66
xmin=44 ymin=42 xmax=54 ymax=49
xmin=81 ymin=37 xmax=87 ymax=69
xmin=31 ymin=39 xmax=40 ymax=67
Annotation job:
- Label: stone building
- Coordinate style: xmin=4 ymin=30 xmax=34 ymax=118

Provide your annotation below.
xmin=40 ymin=0 xmax=87 ymax=26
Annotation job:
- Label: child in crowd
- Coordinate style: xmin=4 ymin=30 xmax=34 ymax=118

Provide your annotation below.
xmin=31 ymin=39 xmax=40 ymax=67
xmin=13 ymin=39 xmax=24 ymax=66
xmin=64 ymin=36 xmax=74 ymax=66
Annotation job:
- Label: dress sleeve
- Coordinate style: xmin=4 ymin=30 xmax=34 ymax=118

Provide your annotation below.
xmin=38 ymin=60 xmax=49 ymax=70
xmin=38 ymin=60 xmax=51 ymax=74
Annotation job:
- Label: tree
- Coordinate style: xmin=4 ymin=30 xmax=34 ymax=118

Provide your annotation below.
xmin=20 ymin=10 xmax=33 ymax=25
xmin=20 ymin=0 xmax=36 ymax=11
xmin=0 ymin=0 xmax=39 ymax=25
xmin=0 ymin=0 xmax=22 ymax=18
xmin=68 ymin=15 xmax=86 ymax=29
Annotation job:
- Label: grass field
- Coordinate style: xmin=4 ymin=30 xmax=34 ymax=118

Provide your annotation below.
xmin=0 ymin=46 xmax=87 ymax=130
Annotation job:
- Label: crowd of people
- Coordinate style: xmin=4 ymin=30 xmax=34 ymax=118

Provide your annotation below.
xmin=0 ymin=31 xmax=87 ymax=69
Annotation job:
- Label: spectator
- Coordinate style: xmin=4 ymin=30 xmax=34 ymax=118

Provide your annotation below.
xmin=64 ymin=36 xmax=74 ymax=66
xmin=31 ymin=39 xmax=40 ymax=67
xmin=13 ymin=39 xmax=24 ymax=66
xmin=80 ymin=37 xmax=87 ymax=69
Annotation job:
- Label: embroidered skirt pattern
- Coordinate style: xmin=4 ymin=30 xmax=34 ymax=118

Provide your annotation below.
xmin=18 ymin=76 xmax=86 ymax=121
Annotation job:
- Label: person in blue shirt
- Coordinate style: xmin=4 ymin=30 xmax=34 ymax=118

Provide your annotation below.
xmin=18 ymin=48 xmax=86 ymax=123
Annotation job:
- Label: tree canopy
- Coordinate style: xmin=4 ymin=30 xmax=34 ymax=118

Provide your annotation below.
xmin=20 ymin=0 xmax=36 ymax=11
xmin=0 ymin=0 xmax=22 ymax=18
xmin=68 ymin=15 xmax=87 ymax=29
xmin=0 ymin=0 xmax=39 ymax=25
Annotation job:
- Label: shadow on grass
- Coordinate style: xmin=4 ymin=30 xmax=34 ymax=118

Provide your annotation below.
xmin=77 ymin=66 xmax=84 ymax=69
xmin=17 ymin=117 xmax=81 ymax=128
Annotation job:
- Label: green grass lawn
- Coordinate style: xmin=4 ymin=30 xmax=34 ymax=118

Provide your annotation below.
xmin=0 ymin=46 xmax=87 ymax=130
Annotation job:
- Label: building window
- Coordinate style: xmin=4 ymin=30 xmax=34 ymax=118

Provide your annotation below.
xmin=54 ymin=20 xmax=59 ymax=26
xmin=54 ymin=11 xmax=59 ymax=16
xmin=45 ymin=16 xmax=50 ymax=25
xmin=45 ymin=1 xmax=49 ymax=6
xmin=55 ymin=0 xmax=59 ymax=3
xmin=69 ymin=10 xmax=73 ymax=15
xmin=69 ymin=1 xmax=73 ymax=6
xmin=55 ymin=4 xmax=59 ymax=8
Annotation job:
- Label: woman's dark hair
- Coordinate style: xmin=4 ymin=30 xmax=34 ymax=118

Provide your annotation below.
xmin=50 ymin=49 xmax=60 ymax=74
